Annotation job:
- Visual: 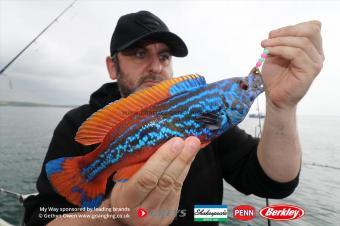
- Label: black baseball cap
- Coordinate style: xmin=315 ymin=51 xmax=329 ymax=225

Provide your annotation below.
xmin=110 ymin=11 xmax=188 ymax=57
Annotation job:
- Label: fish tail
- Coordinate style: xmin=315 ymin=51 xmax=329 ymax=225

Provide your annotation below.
xmin=45 ymin=152 xmax=109 ymax=208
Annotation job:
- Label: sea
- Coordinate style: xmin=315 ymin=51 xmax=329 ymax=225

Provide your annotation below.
xmin=0 ymin=106 xmax=339 ymax=226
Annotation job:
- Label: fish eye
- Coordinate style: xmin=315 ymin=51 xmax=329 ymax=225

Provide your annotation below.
xmin=239 ymin=80 xmax=248 ymax=90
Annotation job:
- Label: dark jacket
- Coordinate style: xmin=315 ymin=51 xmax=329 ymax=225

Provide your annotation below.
xmin=24 ymin=82 xmax=299 ymax=226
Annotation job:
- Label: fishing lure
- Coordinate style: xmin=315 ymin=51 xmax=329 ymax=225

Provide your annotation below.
xmin=46 ymin=49 xmax=268 ymax=208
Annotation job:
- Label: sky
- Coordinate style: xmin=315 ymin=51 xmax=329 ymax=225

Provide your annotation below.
xmin=0 ymin=0 xmax=339 ymax=116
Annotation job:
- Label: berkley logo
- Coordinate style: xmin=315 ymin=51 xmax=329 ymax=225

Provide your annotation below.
xmin=233 ymin=205 xmax=256 ymax=221
xmin=259 ymin=204 xmax=304 ymax=221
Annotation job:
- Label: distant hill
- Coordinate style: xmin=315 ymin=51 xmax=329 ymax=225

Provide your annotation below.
xmin=0 ymin=101 xmax=78 ymax=108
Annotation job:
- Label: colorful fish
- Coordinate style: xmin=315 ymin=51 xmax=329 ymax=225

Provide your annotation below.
xmin=45 ymin=67 xmax=264 ymax=208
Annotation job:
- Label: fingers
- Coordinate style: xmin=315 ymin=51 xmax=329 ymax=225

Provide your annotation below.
xmin=262 ymin=20 xmax=324 ymax=78
xmin=268 ymin=20 xmax=324 ymax=57
xmin=158 ymin=157 xmax=193 ymax=210
xmin=121 ymin=137 xmax=185 ymax=207
xmin=269 ymin=21 xmax=321 ymax=38
xmin=168 ymin=138 xmax=200 ymax=187
xmin=265 ymin=46 xmax=320 ymax=79
xmin=143 ymin=137 xmax=201 ymax=209
xmin=261 ymin=36 xmax=323 ymax=64
xmin=158 ymin=164 xmax=191 ymax=212
xmin=159 ymin=136 xmax=200 ymax=191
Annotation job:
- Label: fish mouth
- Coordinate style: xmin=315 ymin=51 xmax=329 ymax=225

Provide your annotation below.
xmin=246 ymin=67 xmax=264 ymax=93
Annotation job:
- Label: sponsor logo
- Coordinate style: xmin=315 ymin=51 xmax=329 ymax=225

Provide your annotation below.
xmin=137 ymin=208 xmax=148 ymax=218
xmin=194 ymin=204 xmax=228 ymax=222
xmin=149 ymin=209 xmax=187 ymax=218
xmin=259 ymin=204 xmax=304 ymax=221
xmin=137 ymin=208 xmax=186 ymax=219
xmin=233 ymin=205 xmax=256 ymax=221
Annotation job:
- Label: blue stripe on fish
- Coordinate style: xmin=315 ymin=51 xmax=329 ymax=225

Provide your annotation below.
xmin=46 ymin=157 xmax=65 ymax=176
xmin=71 ymin=186 xmax=105 ymax=208
xmin=169 ymin=75 xmax=206 ymax=96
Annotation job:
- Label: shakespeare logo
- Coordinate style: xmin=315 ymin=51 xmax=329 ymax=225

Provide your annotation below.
xmin=194 ymin=205 xmax=228 ymax=222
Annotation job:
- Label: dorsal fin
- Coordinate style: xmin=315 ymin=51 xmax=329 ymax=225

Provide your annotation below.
xmin=75 ymin=74 xmax=206 ymax=146
xmin=169 ymin=74 xmax=206 ymax=95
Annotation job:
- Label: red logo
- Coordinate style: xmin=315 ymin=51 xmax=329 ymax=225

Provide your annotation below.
xmin=233 ymin=205 xmax=256 ymax=221
xmin=137 ymin=208 xmax=148 ymax=218
xmin=259 ymin=204 xmax=304 ymax=221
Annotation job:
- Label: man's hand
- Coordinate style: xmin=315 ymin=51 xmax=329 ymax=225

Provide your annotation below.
xmin=257 ymin=21 xmax=324 ymax=183
xmin=261 ymin=20 xmax=324 ymax=110
xmin=110 ymin=136 xmax=201 ymax=226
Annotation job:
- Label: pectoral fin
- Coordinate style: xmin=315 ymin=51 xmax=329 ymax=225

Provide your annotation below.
xmin=196 ymin=111 xmax=223 ymax=131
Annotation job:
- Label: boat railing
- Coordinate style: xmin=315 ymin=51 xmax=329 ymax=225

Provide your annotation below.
xmin=0 ymin=188 xmax=37 ymax=226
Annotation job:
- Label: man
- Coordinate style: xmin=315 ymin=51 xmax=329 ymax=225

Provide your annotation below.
xmin=24 ymin=10 xmax=324 ymax=226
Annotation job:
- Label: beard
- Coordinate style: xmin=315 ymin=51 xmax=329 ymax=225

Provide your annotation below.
xmin=115 ymin=63 xmax=172 ymax=97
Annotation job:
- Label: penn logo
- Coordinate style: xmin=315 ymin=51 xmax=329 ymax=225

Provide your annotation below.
xmin=233 ymin=205 xmax=256 ymax=221
xmin=259 ymin=204 xmax=304 ymax=221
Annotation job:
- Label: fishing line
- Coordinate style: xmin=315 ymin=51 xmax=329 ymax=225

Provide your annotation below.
xmin=303 ymin=162 xmax=340 ymax=170
xmin=0 ymin=73 xmax=13 ymax=89
xmin=255 ymin=48 xmax=271 ymax=226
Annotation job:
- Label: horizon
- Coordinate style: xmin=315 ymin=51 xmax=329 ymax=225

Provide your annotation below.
xmin=1 ymin=100 xmax=339 ymax=117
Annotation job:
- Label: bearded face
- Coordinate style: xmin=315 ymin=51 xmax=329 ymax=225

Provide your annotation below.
xmin=113 ymin=41 xmax=173 ymax=97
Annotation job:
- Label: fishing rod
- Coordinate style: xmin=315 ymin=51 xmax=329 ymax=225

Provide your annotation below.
xmin=0 ymin=0 xmax=78 ymax=75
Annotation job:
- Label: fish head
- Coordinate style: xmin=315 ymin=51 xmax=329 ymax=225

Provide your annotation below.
xmin=218 ymin=67 xmax=264 ymax=125
xmin=244 ymin=67 xmax=264 ymax=102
